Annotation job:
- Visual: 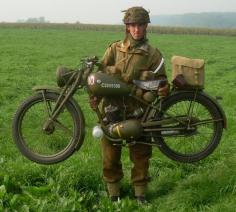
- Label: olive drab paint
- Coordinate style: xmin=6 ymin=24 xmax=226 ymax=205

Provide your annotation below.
xmin=87 ymin=72 xmax=131 ymax=96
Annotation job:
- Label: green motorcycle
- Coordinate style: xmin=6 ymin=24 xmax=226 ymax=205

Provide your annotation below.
xmin=12 ymin=56 xmax=226 ymax=164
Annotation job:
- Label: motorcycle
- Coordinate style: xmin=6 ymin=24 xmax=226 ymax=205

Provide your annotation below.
xmin=12 ymin=56 xmax=226 ymax=164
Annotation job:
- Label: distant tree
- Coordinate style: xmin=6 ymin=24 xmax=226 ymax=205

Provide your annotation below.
xmin=17 ymin=17 xmax=50 ymax=23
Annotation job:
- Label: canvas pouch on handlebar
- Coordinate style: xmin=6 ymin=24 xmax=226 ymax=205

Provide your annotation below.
xmin=171 ymin=56 xmax=205 ymax=89
xmin=56 ymin=66 xmax=76 ymax=87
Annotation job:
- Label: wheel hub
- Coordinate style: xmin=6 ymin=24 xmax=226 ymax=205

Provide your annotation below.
xmin=42 ymin=121 xmax=55 ymax=135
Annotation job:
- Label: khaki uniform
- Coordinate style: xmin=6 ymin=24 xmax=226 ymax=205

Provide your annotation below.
xmin=100 ymin=38 xmax=166 ymax=83
xmin=100 ymin=37 xmax=166 ymax=193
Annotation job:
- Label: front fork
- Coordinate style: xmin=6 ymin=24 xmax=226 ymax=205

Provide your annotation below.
xmin=40 ymin=71 xmax=83 ymax=131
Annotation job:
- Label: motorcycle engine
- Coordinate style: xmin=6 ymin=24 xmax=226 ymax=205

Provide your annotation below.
xmin=103 ymin=104 xmax=122 ymax=124
xmin=102 ymin=104 xmax=144 ymax=140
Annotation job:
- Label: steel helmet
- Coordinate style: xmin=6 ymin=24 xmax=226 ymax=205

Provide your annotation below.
xmin=123 ymin=7 xmax=150 ymax=24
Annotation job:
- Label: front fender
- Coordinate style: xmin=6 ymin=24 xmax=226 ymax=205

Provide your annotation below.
xmin=169 ymin=90 xmax=227 ymax=129
xmin=32 ymin=85 xmax=62 ymax=93
xmin=32 ymin=86 xmax=82 ymax=115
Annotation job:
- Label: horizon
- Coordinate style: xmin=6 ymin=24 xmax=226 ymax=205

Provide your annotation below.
xmin=0 ymin=11 xmax=235 ymax=25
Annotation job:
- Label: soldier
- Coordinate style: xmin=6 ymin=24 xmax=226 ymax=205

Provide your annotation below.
xmin=90 ymin=6 xmax=169 ymax=203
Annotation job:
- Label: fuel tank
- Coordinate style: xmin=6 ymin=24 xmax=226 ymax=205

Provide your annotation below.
xmin=87 ymin=72 xmax=131 ymax=96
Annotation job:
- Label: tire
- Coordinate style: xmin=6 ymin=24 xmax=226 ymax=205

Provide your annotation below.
xmin=13 ymin=92 xmax=85 ymax=164
xmin=154 ymin=91 xmax=223 ymax=163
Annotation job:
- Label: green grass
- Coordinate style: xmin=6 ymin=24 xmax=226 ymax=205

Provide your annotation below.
xmin=0 ymin=27 xmax=236 ymax=211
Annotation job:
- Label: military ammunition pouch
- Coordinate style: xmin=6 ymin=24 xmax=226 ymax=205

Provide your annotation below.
xmin=172 ymin=74 xmax=188 ymax=89
xmin=171 ymin=56 xmax=205 ymax=89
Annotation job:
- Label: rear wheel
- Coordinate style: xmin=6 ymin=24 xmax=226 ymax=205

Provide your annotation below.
xmin=154 ymin=91 xmax=223 ymax=163
xmin=13 ymin=92 xmax=85 ymax=164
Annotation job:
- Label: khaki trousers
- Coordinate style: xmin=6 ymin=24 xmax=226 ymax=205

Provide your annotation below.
xmin=101 ymin=136 xmax=152 ymax=186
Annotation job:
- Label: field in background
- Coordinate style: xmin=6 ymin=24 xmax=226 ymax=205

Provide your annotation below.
xmin=1 ymin=22 xmax=236 ymax=36
xmin=0 ymin=26 xmax=236 ymax=211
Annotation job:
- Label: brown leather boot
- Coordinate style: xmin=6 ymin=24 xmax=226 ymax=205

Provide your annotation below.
xmin=134 ymin=185 xmax=147 ymax=204
xmin=107 ymin=182 xmax=120 ymax=201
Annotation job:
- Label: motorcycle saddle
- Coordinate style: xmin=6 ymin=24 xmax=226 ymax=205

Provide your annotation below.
xmin=133 ymin=79 xmax=167 ymax=90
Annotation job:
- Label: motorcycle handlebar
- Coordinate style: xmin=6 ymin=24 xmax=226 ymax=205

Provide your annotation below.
xmin=81 ymin=56 xmax=99 ymax=65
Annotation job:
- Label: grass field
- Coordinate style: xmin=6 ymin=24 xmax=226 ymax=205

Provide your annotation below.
xmin=1 ymin=23 xmax=236 ymax=36
xmin=0 ymin=27 xmax=236 ymax=211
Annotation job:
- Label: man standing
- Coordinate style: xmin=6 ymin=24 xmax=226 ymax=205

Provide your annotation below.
xmin=91 ymin=6 xmax=169 ymax=203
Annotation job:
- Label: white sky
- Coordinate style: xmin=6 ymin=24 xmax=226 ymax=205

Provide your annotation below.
xmin=0 ymin=0 xmax=236 ymax=24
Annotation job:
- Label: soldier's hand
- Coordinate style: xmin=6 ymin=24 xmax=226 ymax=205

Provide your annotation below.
xmin=158 ymin=83 xmax=170 ymax=97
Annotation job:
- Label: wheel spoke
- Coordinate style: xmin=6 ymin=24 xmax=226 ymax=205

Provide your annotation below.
xmin=13 ymin=93 xmax=83 ymax=164
xmin=153 ymin=92 xmax=223 ymax=162
xmin=191 ymin=119 xmax=222 ymax=126
xmin=53 ymin=119 xmax=73 ymax=135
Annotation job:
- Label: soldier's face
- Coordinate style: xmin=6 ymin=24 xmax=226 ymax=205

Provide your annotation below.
xmin=127 ymin=23 xmax=147 ymax=40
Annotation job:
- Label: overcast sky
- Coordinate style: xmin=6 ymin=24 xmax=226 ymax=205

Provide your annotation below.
xmin=0 ymin=0 xmax=236 ymax=24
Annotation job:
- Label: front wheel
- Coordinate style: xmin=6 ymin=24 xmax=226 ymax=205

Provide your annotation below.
xmin=154 ymin=91 xmax=223 ymax=163
xmin=13 ymin=92 xmax=85 ymax=164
